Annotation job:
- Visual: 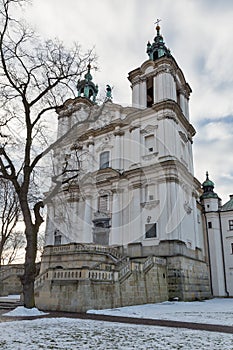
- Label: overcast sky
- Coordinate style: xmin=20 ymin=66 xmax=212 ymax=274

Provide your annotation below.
xmin=21 ymin=0 xmax=233 ymax=203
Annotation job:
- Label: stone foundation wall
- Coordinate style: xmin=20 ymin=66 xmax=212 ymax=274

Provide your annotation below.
xmin=35 ymin=261 xmax=168 ymax=312
xmin=0 ymin=265 xmax=24 ymax=296
xmin=0 ymin=275 xmax=23 ymax=296
xmin=35 ymin=242 xmax=211 ymax=312
xmin=167 ymin=256 xmax=211 ymax=301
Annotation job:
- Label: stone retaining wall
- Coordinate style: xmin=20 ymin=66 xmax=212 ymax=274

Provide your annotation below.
xmin=35 ymin=258 xmax=168 ymax=312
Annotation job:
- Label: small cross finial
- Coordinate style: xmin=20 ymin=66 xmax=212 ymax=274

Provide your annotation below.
xmin=155 ymin=18 xmax=161 ymax=26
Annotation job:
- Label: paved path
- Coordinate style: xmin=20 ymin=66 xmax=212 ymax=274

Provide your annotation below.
xmin=0 ymin=308 xmax=233 ymax=334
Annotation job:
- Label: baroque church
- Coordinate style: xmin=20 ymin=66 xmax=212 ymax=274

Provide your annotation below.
xmin=35 ymin=24 xmax=233 ymax=312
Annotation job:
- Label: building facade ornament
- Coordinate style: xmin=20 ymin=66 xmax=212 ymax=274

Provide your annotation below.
xmin=183 ymin=201 xmax=193 ymax=214
xmin=157 ymin=113 xmax=178 ymax=124
xmin=141 ymin=200 xmax=160 ymax=210
xmin=179 ymin=131 xmax=188 ymax=143
xmin=140 ymin=124 xmax=158 ymax=135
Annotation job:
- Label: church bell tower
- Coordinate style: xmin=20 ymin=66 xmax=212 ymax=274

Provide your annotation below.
xmin=128 ymin=22 xmax=191 ymax=122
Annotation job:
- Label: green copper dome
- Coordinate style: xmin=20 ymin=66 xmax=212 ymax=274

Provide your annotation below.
xmin=202 ymin=174 xmax=215 ymax=189
xmin=200 ymin=172 xmax=219 ymax=200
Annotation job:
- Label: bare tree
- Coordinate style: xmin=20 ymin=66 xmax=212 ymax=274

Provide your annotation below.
xmin=1 ymin=230 xmax=25 ymax=265
xmin=0 ymin=0 xmax=96 ymax=308
xmin=0 ymin=178 xmax=24 ymax=266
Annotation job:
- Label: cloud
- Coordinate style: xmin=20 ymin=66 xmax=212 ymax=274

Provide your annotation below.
xmin=193 ymin=118 xmax=233 ymax=202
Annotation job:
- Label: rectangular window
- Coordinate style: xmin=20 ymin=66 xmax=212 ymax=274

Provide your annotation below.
xmin=145 ymin=135 xmax=154 ymax=153
xmin=229 ymin=220 xmax=233 ymax=231
xmin=54 ymin=229 xmax=62 ymax=246
xmin=98 ymin=195 xmax=108 ymax=212
xmin=208 ymin=222 xmax=212 ymax=229
xmin=145 ymin=223 xmax=157 ymax=238
xmin=100 ymin=151 xmax=110 ymax=169
xmin=231 ymin=243 xmax=233 ymax=254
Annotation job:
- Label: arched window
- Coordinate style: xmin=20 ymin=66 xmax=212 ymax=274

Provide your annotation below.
xmin=99 ymin=151 xmax=110 ymax=169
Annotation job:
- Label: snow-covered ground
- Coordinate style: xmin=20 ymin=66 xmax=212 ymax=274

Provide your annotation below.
xmin=0 ymin=299 xmax=233 ymax=349
xmin=0 ymin=317 xmax=233 ymax=350
xmin=88 ymin=298 xmax=233 ymax=326
xmin=3 ymin=306 xmax=48 ymax=317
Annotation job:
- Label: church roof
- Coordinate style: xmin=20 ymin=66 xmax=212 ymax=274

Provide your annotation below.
xmin=222 ymin=195 xmax=233 ymax=211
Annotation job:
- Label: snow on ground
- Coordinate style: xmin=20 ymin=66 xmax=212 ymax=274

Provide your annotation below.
xmin=3 ymin=306 xmax=48 ymax=317
xmin=0 ymin=299 xmax=233 ymax=349
xmin=0 ymin=317 xmax=233 ymax=350
xmin=87 ymin=298 xmax=233 ymax=326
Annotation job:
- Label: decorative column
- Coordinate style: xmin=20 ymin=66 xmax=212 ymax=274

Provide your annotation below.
xmin=129 ymin=126 xmax=141 ymax=166
xmin=154 ymin=71 xmax=176 ymax=102
xmin=153 ymin=73 xmax=162 ymax=102
xmin=129 ymin=182 xmax=142 ymax=243
xmin=110 ymin=189 xmax=121 ymax=245
xmin=165 ymin=71 xmax=176 ymax=101
xmin=132 ymin=81 xmax=140 ymax=108
xmin=83 ymin=194 xmax=93 ymax=243
xmin=114 ymin=127 xmax=124 ymax=171
xmin=179 ymin=92 xmax=186 ymax=115
xmin=139 ymin=80 xmax=147 ymax=108
xmin=184 ymin=95 xmax=190 ymax=120
xmin=87 ymin=136 xmax=95 ymax=171
xmin=165 ymin=181 xmax=181 ymax=240
xmin=44 ymin=202 xmax=55 ymax=246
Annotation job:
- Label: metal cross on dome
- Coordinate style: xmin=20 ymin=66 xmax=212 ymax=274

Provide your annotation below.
xmin=154 ymin=18 xmax=161 ymax=26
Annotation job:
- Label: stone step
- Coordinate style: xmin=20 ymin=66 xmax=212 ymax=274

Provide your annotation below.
xmin=0 ymin=301 xmax=23 ymax=310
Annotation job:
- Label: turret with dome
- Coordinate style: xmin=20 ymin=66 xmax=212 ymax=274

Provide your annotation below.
xmin=201 ymin=171 xmax=219 ymax=200
xmin=146 ymin=21 xmax=171 ymax=61
xmin=77 ymin=63 xmax=98 ymax=103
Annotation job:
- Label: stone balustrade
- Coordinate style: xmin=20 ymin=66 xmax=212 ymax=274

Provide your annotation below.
xmin=118 ymin=262 xmax=131 ymax=281
xmin=35 ymin=267 xmax=115 ymax=288
xmin=44 ymin=243 xmax=124 ymax=261
xmin=35 ymin=255 xmax=165 ymax=289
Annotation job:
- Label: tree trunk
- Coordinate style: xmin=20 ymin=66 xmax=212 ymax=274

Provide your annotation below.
xmin=21 ymin=224 xmax=38 ymax=308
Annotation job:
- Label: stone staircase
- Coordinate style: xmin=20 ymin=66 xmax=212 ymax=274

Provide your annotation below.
xmin=0 ymin=298 xmax=23 ymax=310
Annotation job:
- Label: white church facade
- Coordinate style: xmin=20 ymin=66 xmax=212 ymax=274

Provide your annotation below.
xmin=35 ymin=25 xmax=233 ymax=312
